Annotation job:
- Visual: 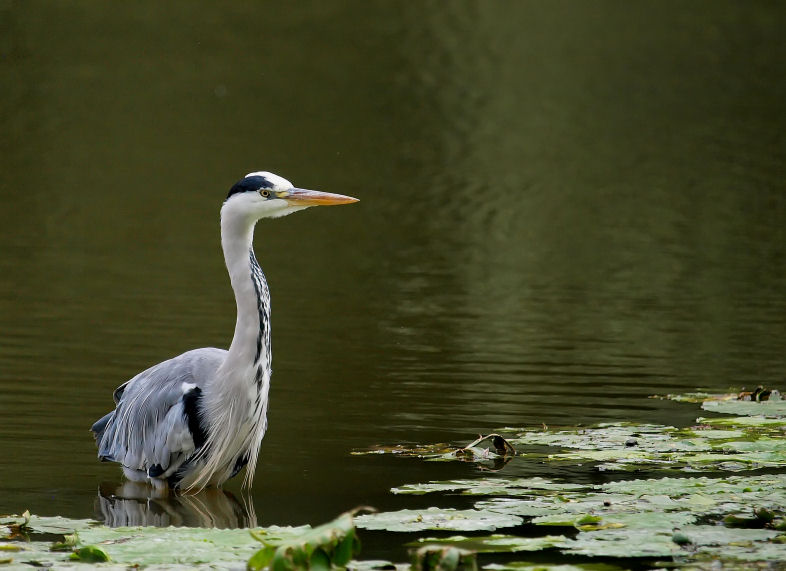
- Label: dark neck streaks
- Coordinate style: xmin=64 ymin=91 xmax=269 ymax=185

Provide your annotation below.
xmin=249 ymin=248 xmax=271 ymax=373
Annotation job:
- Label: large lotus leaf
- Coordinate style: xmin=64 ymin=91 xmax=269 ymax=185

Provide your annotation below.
xmin=601 ymin=473 xmax=786 ymax=497
xmin=679 ymin=428 xmax=746 ymax=439
xmin=248 ymin=511 xmax=361 ymax=571
xmin=510 ymin=423 xmax=677 ymax=451
xmin=392 ymin=477 xmax=587 ymax=496
xmin=408 ymin=534 xmax=569 ymax=553
xmin=532 ymin=510 xmax=694 ymax=531
xmin=0 ymin=540 xmax=90 ymax=569
xmin=347 ymin=560 xmax=410 ymax=570
xmin=677 ymin=524 xmax=779 ymax=546
xmin=701 ymin=399 xmax=786 ymax=417
xmin=565 ymin=524 xmax=784 ymax=561
xmin=549 ymin=448 xmax=670 ymax=463
xmin=484 ymin=562 xmax=625 ymax=571
xmin=717 ymin=437 xmax=786 ymax=453
xmin=1 ymin=514 xmax=112 ymax=569
xmin=2 ymin=513 xmax=97 ymax=536
xmin=562 ymin=526 xmax=680 ymax=558
xmin=354 ymin=507 xmax=522 ymax=532
xmin=696 ymin=415 xmax=786 ymax=428
xmin=695 ymin=538 xmax=786 ymax=563
xmin=680 ymin=450 xmax=786 ymax=470
xmin=473 ymin=497 xmax=574 ymax=519
xmin=475 ymin=492 xmax=663 ymax=520
xmin=76 ymin=525 xmax=273 ymax=566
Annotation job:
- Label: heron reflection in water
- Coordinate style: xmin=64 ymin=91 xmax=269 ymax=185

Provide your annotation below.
xmin=92 ymin=172 xmax=358 ymax=492
xmin=96 ymin=482 xmax=256 ymax=528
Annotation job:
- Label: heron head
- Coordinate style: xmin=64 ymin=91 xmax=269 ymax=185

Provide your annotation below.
xmin=224 ymin=171 xmax=358 ymax=221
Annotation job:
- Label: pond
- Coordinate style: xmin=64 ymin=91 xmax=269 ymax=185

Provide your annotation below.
xmin=1 ymin=1 xmax=784 ymax=567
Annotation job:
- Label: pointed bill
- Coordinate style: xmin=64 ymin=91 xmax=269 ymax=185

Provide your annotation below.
xmin=284 ymin=188 xmax=359 ymax=206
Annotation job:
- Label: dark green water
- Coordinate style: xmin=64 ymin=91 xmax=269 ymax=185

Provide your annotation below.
xmin=1 ymin=0 xmax=784 ymax=561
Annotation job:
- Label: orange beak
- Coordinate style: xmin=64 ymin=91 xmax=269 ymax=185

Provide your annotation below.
xmin=284 ymin=188 xmax=359 ymax=206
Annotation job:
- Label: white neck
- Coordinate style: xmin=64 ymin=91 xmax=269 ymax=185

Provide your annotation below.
xmin=186 ymin=204 xmax=272 ymax=491
xmin=219 ymin=206 xmax=271 ymax=379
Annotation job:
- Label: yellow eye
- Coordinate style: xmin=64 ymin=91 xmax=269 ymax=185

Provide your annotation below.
xmin=260 ymin=189 xmax=270 ymax=198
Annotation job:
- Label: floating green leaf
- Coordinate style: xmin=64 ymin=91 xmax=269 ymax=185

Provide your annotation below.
xmin=69 ymin=545 xmax=110 ymax=562
xmin=2 ymin=512 xmax=96 ymax=540
xmin=249 ymin=510 xmax=362 ymax=571
xmin=355 ymin=507 xmax=522 ymax=532
xmin=408 ymin=534 xmax=569 ymax=553
xmin=697 ymin=414 xmax=786 ymax=428
xmin=484 ymin=561 xmax=626 ymax=571
xmin=701 ymin=399 xmax=786 ymax=417
xmin=392 ymin=477 xmax=586 ymax=496
xmin=347 ymin=559 xmax=408 ymax=570
xmin=412 ymin=544 xmax=478 ymax=571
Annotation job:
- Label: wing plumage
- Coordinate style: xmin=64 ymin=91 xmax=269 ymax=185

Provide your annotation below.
xmin=92 ymin=348 xmax=226 ymax=486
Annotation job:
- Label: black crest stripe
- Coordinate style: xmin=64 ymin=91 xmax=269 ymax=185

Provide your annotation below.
xmin=226 ymin=175 xmax=272 ymax=200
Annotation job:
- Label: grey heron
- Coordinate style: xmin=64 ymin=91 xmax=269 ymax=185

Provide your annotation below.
xmin=91 ymin=171 xmax=358 ymax=493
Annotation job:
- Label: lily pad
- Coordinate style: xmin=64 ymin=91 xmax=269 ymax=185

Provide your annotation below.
xmin=76 ymin=524 xmax=274 ymax=566
xmin=2 ymin=513 xmax=97 ymax=536
xmin=484 ymin=563 xmax=625 ymax=571
xmin=562 ymin=526 xmax=680 ymax=558
xmin=408 ymin=534 xmax=569 ymax=553
xmin=354 ymin=507 xmax=522 ymax=532
xmin=392 ymin=477 xmax=586 ymax=496
xmin=564 ymin=524 xmax=782 ymax=559
xmin=348 ymin=559 xmax=410 ymax=570
xmin=701 ymin=398 xmax=786 ymax=417
xmin=696 ymin=414 xmax=786 ymax=428
xmin=70 ymin=545 xmax=111 ymax=562
xmin=248 ymin=510 xmax=362 ymax=571
xmin=532 ymin=510 xmax=694 ymax=531
xmin=412 ymin=545 xmax=478 ymax=571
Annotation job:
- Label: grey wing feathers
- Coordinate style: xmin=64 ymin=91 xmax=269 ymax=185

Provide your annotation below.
xmin=92 ymin=348 xmax=226 ymax=480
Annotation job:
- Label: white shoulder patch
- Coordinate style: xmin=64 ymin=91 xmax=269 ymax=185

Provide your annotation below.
xmin=181 ymin=382 xmax=197 ymax=393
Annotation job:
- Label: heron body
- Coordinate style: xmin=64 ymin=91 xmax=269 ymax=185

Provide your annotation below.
xmin=91 ymin=172 xmax=357 ymax=492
